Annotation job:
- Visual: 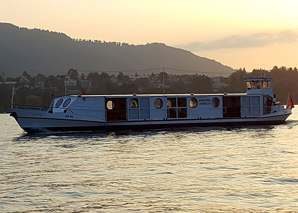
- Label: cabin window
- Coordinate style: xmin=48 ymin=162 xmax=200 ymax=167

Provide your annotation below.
xmin=106 ymin=100 xmax=115 ymax=110
xmin=178 ymin=108 xmax=187 ymax=118
xmin=262 ymin=81 xmax=271 ymax=89
xmin=189 ymin=98 xmax=198 ymax=108
xmin=63 ymin=98 xmax=71 ymax=107
xmin=167 ymin=98 xmax=176 ymax=108
xmin=130 ymin=99 xmax=138 ymax=108
xmin=246 ymin=82 xmax=252 ymax=89
xmin=128 ymin=98 xmax=150 ymax=120
xmin=55 ymin=98 xmax=63 ymax=108
xmin=178 ymin=98 xmax=186 ymax=107
xmin=128 ymin=98 xmax=139 ymax=120
xmin=167 ymin=97 xmax=187 ymax=118
xmin=212 ymin=97 xmax=220 ymax=107
xmin=154 ymin=98 xmax=163 ymax=109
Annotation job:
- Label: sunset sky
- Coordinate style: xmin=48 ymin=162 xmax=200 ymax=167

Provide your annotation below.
xmin=1 ymin=0 xmax=297 ymax=71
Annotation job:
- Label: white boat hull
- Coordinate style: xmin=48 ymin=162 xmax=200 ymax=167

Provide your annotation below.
xmin=10 ymin=108 xmax=291 ymax=133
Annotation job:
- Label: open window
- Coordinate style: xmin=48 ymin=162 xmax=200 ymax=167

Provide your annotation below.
xmin=223 ymin=96 xmax=241 ymax=118
xmin=106 ymin=98 xmax=127 ymax=121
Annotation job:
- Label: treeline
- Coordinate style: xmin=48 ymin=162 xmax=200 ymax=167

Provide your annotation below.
xmin=0 ymin=66 xmax=297 ymax=112
xmin=0 ymin=69 xmax=212 ymax=112
xmin=226 ymin=66 xmax=298 ymax=104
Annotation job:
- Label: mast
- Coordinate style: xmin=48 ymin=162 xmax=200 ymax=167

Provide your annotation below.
xmin=162 ymin=67 xmax=165 ymax=95
xmin=10 ymin=85 xmax=15 ymax=109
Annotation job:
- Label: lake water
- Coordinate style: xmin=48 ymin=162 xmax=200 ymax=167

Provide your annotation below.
xmin=1 ymin=110 xmax=298 ymax=212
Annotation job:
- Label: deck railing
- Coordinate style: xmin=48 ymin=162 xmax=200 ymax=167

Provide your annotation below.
xmin=12 ymin=104 xmax=47 ymax=111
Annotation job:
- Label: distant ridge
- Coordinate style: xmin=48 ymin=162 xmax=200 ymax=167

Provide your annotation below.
xmin=0 ymin=23 xmax=235 ymax=77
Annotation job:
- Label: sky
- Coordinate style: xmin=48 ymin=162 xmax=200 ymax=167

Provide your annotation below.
xmin=1 ymin=0 xmax=298 ymax=71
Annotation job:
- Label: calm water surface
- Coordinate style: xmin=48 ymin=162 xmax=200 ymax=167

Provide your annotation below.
xmin=1 ymin=110 xmax=298 ymax=212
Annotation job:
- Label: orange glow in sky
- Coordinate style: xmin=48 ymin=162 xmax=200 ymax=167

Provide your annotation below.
xmin=1 ymin=0 xmax=297 ymax=71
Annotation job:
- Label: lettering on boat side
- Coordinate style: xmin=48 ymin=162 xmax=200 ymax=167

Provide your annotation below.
xmin=198 ymin=98 xmax=211 ymax=105
xmin=65 ymin=115 xmax=73 ymax=118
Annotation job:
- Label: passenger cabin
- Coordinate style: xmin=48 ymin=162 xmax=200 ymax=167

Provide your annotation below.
xmin=47 ymin=76 xmax=280 ymax=122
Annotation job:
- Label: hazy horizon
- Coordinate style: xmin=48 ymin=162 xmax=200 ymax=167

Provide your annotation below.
xmin=1 ymin=0 xmax=297 ymax=71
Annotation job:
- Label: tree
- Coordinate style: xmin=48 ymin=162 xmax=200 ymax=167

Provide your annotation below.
xmin=67 ymin=69 xmax=79 ymax=80
xmin=22 ymin=71 xmax=32 ymax=82
xmin=227 ymin=69 xmax=247 ymax=92
xmin=117 ymin=72 xmax=129 ymax=84
xmin=80 ymin=73 xmax=86 ymax=80
xmin=189 ymin=75 xmax=212 ymax=93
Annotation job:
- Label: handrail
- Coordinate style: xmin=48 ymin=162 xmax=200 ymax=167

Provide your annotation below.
xmin=12 ymin=104 xmax=47 ymax=111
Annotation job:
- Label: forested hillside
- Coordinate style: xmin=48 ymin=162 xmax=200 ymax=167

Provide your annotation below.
xmin=0 ymin=23 xmax=234 ymax=77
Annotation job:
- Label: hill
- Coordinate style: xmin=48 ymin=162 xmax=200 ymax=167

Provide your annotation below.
xmin=0 ymin=23 xmax=234 ymax=77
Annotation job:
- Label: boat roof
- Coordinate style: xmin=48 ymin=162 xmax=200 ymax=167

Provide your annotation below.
xmin=69 ymin=93 xmax=248 ymax=98
xmin=245 ymin=77 xmax=272 ymax=81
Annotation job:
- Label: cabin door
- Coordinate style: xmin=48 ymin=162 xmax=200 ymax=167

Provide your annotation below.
xmin=223 ymin=96 xmax=241 ymax=118
xmin=105 ymin=98 xmax=127 ymax=121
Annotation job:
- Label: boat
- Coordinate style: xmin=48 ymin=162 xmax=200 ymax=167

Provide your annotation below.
xmin=10 ymin=75 xmax=293 ymax=134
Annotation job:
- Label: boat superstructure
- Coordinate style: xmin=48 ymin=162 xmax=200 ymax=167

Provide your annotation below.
xmin=10 ymin=76 xmax=292 ymax=133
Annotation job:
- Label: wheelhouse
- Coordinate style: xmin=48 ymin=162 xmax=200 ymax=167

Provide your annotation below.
xmin=245 ymin=77 xmax=273 ymax=96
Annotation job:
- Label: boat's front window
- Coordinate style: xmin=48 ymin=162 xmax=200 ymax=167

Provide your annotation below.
xmin=63 ymin=98 xmax=71 ymax=107
xmin=247 ymin=81 xmax=261 ymax=89
xmin=255 ymin=81 xmax=261 ymax=89
xmin=262 ymin=81 xmax=271 ymax=89
xmin=55 ymin=98 xmax=63 ymax=108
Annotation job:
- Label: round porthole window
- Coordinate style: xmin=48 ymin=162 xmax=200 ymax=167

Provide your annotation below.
xmin=212 ymin=97 xmax=220 ymax=107
xmin=189 ymin=98 xmax=198 ymax=108
xmin=106 ymin=100 xmax=115 ymax=110
xmin=63 ymin=98 xmax=71 ymax=107
xmin=154 ymin=98 xmax=163 ymax=109
xmin=55 ymin=98 xmax=63 ymax=108
xmin=130 ymin=99 xmax=138 ymax=108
